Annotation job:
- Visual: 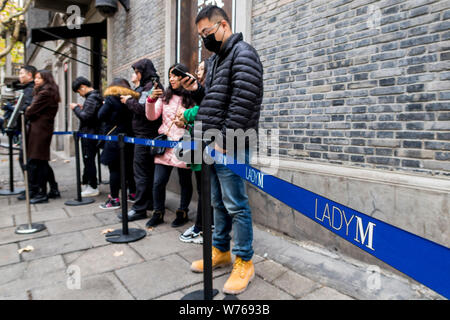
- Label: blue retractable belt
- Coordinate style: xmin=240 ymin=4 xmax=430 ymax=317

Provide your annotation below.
xmin=205 ymin=147 xmax=450 ymax=299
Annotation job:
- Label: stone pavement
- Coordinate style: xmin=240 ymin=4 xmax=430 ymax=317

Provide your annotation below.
xmin=0 ymin=143 xmax=444 ymax=300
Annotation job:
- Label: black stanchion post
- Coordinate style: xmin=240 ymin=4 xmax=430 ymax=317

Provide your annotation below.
xmin=0 ymin=129 xmax=24 ymax=196
xmin=105 ymin=134 xmax=146 ymax=243
xmin=65 ymin=132 xmax=95 ymax=206
xmin=182 ymin=141 xmax=219 ymax=300
xmin=97 ymin=149 xmax=102 ymax=184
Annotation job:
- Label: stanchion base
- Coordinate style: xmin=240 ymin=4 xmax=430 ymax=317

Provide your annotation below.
xmin=0 ymin=188 xmax=25 ymax=196
xmin=105 ymin=228 xmax=146 ymax=243
xmin=15 ymin=223 xmax=46 ymax=234
xmin=65 ymin=198 xmax=95 ymax=206
xmin=181 ymin=289 xmax=220 ymax=300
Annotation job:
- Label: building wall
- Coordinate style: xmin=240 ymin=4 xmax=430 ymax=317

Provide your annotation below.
xmin=109 ymin=0 xmax=167 ymax=85
xmin=252 ymin=0 xmax=450 ymax=177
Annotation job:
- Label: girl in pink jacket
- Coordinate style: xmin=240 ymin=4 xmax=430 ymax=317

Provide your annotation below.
xmin=145 ymin=64 xmax=196 ymax=228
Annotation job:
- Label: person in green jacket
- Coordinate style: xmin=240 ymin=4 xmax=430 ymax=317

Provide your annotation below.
xmin=175 ymin=104 xmax=206 ymax=243
xmin=175 ymin=60 xmax=214 ymax=244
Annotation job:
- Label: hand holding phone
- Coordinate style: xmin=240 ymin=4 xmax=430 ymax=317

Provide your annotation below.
xmin=150 ymin=88 xmax=163 ymax=100
xmin=171 ymin=67 xmax=192 ymax=79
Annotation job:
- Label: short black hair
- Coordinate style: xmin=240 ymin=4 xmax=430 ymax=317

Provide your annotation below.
xmin=195 ymin=5 xmax=230 ymax=25
xmin=72 ymin=76 xmax=92 ymax=92
xmin=20 ymin=65 xmax=37 ymax=78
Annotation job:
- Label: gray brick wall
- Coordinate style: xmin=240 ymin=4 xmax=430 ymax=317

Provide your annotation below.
xmin=110 ymin=0 xmax=166 ymax=84
xmin=253 ymin=0 xmax=450 ymax=176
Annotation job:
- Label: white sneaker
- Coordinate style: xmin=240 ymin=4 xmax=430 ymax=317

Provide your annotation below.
xmin=81 ymin=185 xmax=100 ymax=197
xmin=179 ymin=225 xmax=203 ymax=244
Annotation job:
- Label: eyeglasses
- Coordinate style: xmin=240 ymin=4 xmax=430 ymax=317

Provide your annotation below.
xmin=199 ymin=21 xmax=221 ymax=38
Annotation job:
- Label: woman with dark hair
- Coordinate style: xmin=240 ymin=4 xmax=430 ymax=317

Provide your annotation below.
xmin=120 ymin=59 xmax=163 ymax=222
xmin=144 ymin=63 xmax=195 ymax=228
xmin=98 ymin=78 xmax=138 ymax=210
xmin=195 ymin=60 xmax=208 ymax=86
xmin=24 ymin=70 xmax=60 ymax=204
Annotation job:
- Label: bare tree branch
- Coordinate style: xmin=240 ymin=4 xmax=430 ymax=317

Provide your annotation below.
xmin=0 ymin=0 xmax=33 ymax=59
xmin=2 ymin=0 xmax=32 ymax=26
xmin=0 ymin=17 xmax=20 ymax=58
xmin=0 ymin=0 xmax=9 ymax=13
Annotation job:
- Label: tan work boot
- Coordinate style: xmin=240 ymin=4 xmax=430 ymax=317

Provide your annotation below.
xmin=223 ymin=257 xmax=255 ymax=295
xmin=190 ymin=246 xmax=232 ymax=273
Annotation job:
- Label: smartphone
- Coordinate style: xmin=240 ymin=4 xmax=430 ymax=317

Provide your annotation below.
xmin=172 ymin=67 xmax=193 ymax=80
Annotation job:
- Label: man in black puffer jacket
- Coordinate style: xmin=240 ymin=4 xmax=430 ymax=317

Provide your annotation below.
xmin=120 ymin=59 xmax=163 ymax=222
xmin=71 ymin=77 xmax=103 ymax=198
xmin=182 ymin=5 xmax=263 ymax=296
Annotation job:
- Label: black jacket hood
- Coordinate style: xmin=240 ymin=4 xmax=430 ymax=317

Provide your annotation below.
xmin=132 ymin=59 xmax=160 ymax=87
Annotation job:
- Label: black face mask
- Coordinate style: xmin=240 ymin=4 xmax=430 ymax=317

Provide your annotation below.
xmin=202 ymin=25 xmax=223 ymax=54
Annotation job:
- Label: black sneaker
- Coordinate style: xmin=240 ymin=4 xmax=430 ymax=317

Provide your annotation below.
xmin=127 ymin=193 xmax=137 ymax=203
xmin=99 ymin=195 xmax=120 ymax=210
xmin=117 ymin=209 xmax=147 ymax=222
xmin=171 ymin=209 xmax=189 ymax=228
xmin=30 ymin=194 xmax=49 ymax=204
xmin=17 ymin=190 xmax=36 ymax=201
xmin=145 ymin=211 xmax=164 ymax=228
xmin=47 ymin=189 xmax=61 ymax=199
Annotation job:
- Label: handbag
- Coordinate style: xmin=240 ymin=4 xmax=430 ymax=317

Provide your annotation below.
xmin=148 ymin=133 xmax=168 ymax=155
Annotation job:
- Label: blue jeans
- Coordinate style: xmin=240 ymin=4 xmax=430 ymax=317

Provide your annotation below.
xmin=211 ymin=161 xmax=254 ymax=261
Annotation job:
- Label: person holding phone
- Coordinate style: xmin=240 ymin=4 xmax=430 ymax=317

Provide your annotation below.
xmin=181 ymin=5 xmax=264 ymax=295
xmin=119 ymin=59 xmax=163 ymax=222
xmin=177 ymin=59 xmax=211 ymax=244
xmin=144 ymin=63 xmax=196 ymax=228
xmin=70 ymin=77 xmax=103 ymax=198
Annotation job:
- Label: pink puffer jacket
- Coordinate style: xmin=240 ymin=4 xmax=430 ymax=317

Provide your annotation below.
xmin=146 ymin=95 xmax=188 ymax=169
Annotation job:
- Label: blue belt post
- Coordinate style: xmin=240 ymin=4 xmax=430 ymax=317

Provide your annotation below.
xmin=105 ymin=133 xmax=146 ymax=244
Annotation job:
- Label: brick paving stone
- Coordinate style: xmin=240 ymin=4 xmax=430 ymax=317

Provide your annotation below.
xmin=31 ymin=272 xmax=134 ymax=300
xmin=18 ymin=232 xmax=91 ymax=261
xmin=45 ymin=215 xmax=103 ymax=235
xmin=0 ymin=243 xmax=20 ymax=267
xmin=63 ymin=244 xmax=144 ymax=277
xmin=115 ymin=254 xmax=203 ymax=300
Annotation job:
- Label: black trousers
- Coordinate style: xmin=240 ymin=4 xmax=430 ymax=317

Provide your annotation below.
xmin=153 ymin=164 xmax=193 ymax=212
xmin=81 ymin=138 xmax=98 ymax=189
xmin=28 ymin=159 xmax=56 ymax=195
xmin=108 ymin=144 xmax=136 ymax=199
xmin=132 ymin=144 xmax=155 ymax=213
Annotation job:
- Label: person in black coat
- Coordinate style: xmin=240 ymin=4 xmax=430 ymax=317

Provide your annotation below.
xmin=97 ymin=79 xmax=137 ymax=210
xmin=70 ymin=77 xmax=103 ymax=198
xmin=119 ymin=59 xmax=163 ymax=221
xmin=181 ymin=5 xmax=263 ymax=295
